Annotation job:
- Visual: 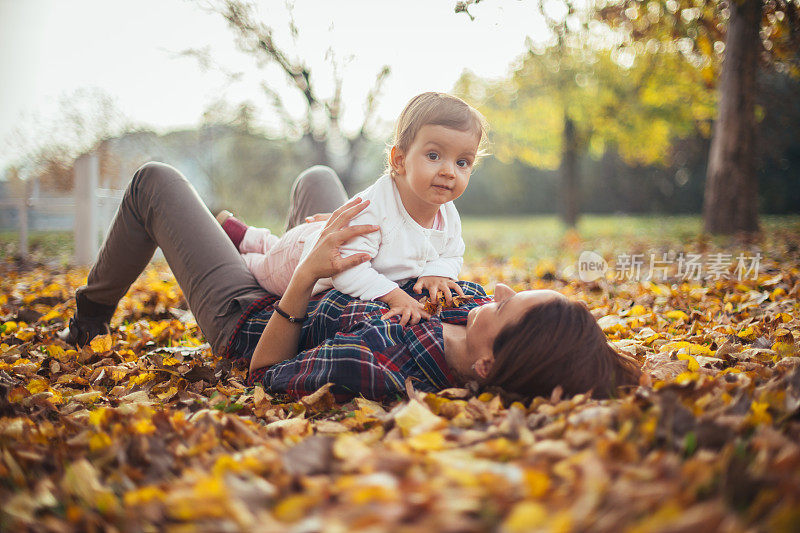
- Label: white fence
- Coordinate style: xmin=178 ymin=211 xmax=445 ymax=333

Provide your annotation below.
xmin=0 ymin=153 xmax=124 ymax=265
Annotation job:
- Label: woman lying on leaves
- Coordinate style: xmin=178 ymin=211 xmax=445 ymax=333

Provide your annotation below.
xmin=61 ymin=162 xmax=641 ymax=404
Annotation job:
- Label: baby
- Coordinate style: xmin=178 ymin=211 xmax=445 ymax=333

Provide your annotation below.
xmin=218 ymin=92 xmax=487 ymax=325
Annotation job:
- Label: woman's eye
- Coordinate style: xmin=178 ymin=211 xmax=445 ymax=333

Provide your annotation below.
xmin=427 ymin=152 xmax=439 ymax=161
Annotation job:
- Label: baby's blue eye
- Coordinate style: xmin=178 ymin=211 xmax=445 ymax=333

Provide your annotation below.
xmin=427 ymin=152 xmax=439 ymax=161
xmin=457 ymin=159 xmax=471 ymax=168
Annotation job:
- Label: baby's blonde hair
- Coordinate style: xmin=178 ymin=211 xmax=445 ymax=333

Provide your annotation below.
xmin=387 ymin=92 xmax=489 ymax=177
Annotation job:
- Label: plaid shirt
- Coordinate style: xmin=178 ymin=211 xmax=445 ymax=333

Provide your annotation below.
xmin=224 ymin=280 xmax=491 ymax=403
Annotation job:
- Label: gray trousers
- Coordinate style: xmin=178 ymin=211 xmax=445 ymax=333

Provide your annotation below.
xmin=76 ymin=162 xmax=348 ymax=355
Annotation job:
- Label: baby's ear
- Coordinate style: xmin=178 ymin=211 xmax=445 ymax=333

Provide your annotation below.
xmin=390 ymin=145 xmax=405 ymax=175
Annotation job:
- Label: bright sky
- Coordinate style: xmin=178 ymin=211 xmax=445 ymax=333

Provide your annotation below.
xmin=0 ymin=0 xmax=552 ymax=172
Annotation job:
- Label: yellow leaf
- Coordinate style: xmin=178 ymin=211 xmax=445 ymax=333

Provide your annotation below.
xmin=408 ymin=431 xmax=447 ymax=451
xmin=523 ymin=469 xmax=550 ymax=498
xmin=194 ymin=475 xmax=226 ymax=499
xmin=504 ymin=501 xmax=548 ymax=532
xmin=393 ymin=399 xmax=447 ymax=437
xmin=39 ymin=309 xmax=62 ymax=322
xmin=346 ymin=484 xmax=398 ymax=505
xmin=157 ymin=386 xmax=178 ymax=400
xmin=747 ymin=401 xmax=772 ymax=426
xmin=772 ymin=342 xmax=795 ymax=357
xmin=48 ymin=389 xmax=64 ymax=405
xmin=625 ymin=304 xmax=648 ymax=317
xmin=273 ymin=494 xmax=318 ymax=523
xmin=664 ymin=310 xmax=689 ymax=321
xmin=27 ymin=378 xmax=50 ymax=394
xmin=737 ymin=326 xmax=757 ymax=341
xmin=676 ymin=353 xmax=700 ymax=372
xmin=167 ymin=475 xmax=228 ymax=521
xmin=46 ymin=345 xmax=66 ymax=359
xmin=149 ymin=321 xmax=170 ymax=338
xmin=673 ymin=371 xmax=699 ymax=385
xmin=124 ymin=486 xmax=166 ymax=507
xmin=89 ymin=408 xmax=111 ymax=426
xmin=89 ymin=432 xmax=112 ymax=451
xmin=90 ymin=334 xmax=113 ymax=353
xmin=771 ymin=287 xmax=786 ymax=300
xmin=597 ymin=315 xmax=627 ymax=334
xmin=130 ymin=372 xmax=156 ymax=386
xmin=15 ymin=330 xmax=35 ymax=341
xmin=71 ymin=391 xmax=103 ymax=404
xmin=133 ymin=419 xmax=156 ymax=435
xmin=62 ymin=459 xmax=119 ymax=514
xmin=119 ymin=349 xmax=137 ymax=362
xmin=660 ymin=341 xmax=714 ymax=357
xmin=212 ymin=454 xmax=262 ymax=477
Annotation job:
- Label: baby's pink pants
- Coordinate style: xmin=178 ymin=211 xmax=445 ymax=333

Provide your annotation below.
xmin=239 ymin=221 xmax=324 ymax=295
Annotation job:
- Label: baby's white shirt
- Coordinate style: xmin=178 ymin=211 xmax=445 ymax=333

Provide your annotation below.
xmin=301 ymin=173 xmax=465 ymax=300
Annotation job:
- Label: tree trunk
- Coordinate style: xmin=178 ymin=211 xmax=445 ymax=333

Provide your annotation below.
xmin=302 ymin=132 xmax=331 ymax=165
xmin=561 ymin=114 xmax=579 ymax=227
xmin=340 ymin=131 xmax=372 ymax=195
xmin=703 ymin=0 xmax=762 ymax=234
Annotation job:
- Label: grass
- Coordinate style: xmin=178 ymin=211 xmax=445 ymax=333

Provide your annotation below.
xmin=462 ymin=214 xmax=800 ymax=261
xmin=2 ymin=215 xmax=798 ymax=269
xmin=0 ymin=230 xmax=74 ymax=265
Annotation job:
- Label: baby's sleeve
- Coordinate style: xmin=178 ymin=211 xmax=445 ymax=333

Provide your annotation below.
xmin=330 ymin=208 xmax=399 ymax=301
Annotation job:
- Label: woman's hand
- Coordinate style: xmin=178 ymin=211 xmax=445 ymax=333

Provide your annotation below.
xmin=295 ymin=197 xmax=378 ymax=282
xmin=304 ymin=213 xmax=332 ymax=224
xmin=413 ymin=276 xmax=466 ymax=307
xmin=250 ymin=197 xmax=378 ymax=374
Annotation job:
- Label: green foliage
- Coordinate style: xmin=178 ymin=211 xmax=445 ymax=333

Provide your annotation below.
xmin=456 ymin=41 xmax=715 ymax=171
xmin=596 ymin=0 xmax=800 ymax=78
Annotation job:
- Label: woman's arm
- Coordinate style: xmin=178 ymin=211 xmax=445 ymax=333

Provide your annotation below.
xmin=249 ymin=198 xmax=378 ymax=374
xmin=249 ymin=268 xmax=317 ymax=372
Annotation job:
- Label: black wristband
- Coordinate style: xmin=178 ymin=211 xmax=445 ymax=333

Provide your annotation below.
xmin=273 ymin=303 xmax=308 ymax=323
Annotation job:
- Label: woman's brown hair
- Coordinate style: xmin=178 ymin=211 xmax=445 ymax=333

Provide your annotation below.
xmin=482 ymin=297 xmax=642 ymax=400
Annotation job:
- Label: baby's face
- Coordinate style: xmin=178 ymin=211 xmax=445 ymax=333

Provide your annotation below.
xmin=394 ymin=124 xmax=480 ymax=208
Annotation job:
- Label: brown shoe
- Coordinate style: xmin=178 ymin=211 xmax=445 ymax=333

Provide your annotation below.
xmin=57 ymin=292 xmax=115 ymax=347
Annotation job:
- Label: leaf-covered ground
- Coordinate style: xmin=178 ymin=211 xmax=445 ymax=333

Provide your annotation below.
xmin=1 ymin=219 xmax=799 ymax=532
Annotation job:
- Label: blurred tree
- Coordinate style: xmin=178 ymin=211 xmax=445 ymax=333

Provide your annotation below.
xmin=3 ymin=87 xmax=136 ymax=191
xmin=454 ymin=8 xmax=714 ymax=227
xmin=592 ymin=0 xmax=800 ymax=234
xmin=185 ymin=0 xmax=390 ymax=194
xmin=457 ymin=0 xmax=799 ymax=234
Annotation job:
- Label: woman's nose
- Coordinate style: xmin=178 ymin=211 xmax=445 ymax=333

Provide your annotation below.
xmin=494 ymin=282 xmax=515 ymax=301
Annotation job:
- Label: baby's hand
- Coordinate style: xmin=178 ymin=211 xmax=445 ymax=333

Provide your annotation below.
xmin=378 ymin=288 xmax=430 ymax=327
xmin=413 ymin=276 xmax=466 ymax=307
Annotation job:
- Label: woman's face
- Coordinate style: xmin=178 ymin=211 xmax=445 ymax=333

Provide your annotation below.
xmin=465 ymin=284 xmax=565 ymax=375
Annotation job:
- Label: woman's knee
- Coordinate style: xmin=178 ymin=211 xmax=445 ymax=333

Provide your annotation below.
xmin=293 ymin=165 xmax=341 ymax=193
xmin=132 ymin=161 xmax=188 ymax=193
